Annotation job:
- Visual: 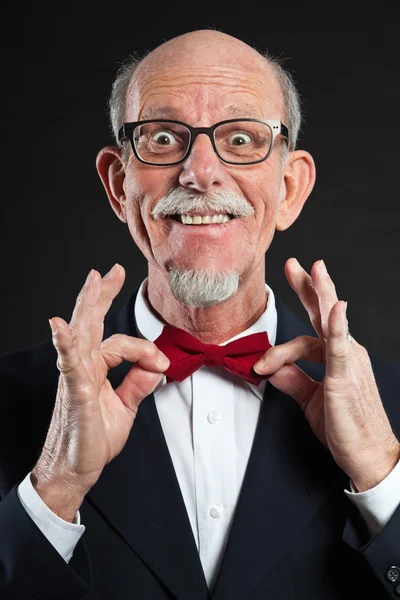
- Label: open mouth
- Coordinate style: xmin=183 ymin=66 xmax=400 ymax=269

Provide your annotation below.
xmin=168 ymin=214 xmax=237 ymax=225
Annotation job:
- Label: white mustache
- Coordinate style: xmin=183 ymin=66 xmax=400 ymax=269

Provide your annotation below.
xmin=151 ymin=187 xmax=255 ymax=220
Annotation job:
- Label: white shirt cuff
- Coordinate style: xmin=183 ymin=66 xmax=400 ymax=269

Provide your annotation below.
xmin=17 ymin=472 xmax=85 ymax=563
xmin=344 ymin=458 xmax=400 ymax=538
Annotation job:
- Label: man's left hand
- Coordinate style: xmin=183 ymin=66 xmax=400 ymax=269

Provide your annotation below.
xmin=253 ymin=258 xmax=400 ymax=492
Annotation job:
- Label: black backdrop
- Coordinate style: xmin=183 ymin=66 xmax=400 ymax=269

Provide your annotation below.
xmin=2 ymin=6 xmax=400 ymax=365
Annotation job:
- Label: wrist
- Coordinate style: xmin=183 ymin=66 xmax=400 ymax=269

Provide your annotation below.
xmin=351 ymin=444 xmax=400 ymax=492
xmin=30 ymin=469 xmax=87 ymax=523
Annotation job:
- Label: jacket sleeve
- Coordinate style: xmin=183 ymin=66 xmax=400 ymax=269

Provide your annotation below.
xmin=341 ymin=352 xmax=400 ymax=598
xmin=17 ymin=472 xmax=85 ymax=563
xmin=343 ymin=500 xmax=400 ymax=599
xmin=0 ymin=343 xmax=93 ymax=597
xmin=0 ymin=484 xmax=92 ymax=599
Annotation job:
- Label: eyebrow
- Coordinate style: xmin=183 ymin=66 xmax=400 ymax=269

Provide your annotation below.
xmin=224 ymin=104 xmax=263 ymax=119
xmin=139 ymin=103 xmax=263 ymax=121
xmin=140 ymin=106 xmax=181 ymax=120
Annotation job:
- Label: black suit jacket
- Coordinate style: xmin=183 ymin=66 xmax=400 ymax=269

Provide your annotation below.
xmin=1 ymin=290 xmax=400 ymax=599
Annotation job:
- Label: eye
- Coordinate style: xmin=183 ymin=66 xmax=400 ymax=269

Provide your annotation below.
xmin=152 ymin=131 xmax=177 ymax=145
xmin=229 ymin=132 xmax=252 ymax=146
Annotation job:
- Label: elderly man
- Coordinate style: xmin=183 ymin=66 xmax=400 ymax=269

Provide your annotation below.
xmin=1 ymin=29 xmax=400 ymax=600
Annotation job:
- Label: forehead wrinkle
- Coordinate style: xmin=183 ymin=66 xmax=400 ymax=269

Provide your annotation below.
xmin=138 ymin=70 xmax=269 ymax=95
xmin=136 ymin=93 xmax=281 ymax=123
xmin=128 ymin=65 xmax=284 ymax=122
xmin=128 ymin=61 xmax=273 ymax=100
xmin=139 ymin=63 xmax=267 ymax=80
xmin=140 ymin=103 xmax=265 ymax=121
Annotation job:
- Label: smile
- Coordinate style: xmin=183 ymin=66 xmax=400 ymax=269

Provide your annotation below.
xmin=163 ymin=214 xmax=241 ymax=239
xmin=168 ymin=213 xmax=236 ymax=225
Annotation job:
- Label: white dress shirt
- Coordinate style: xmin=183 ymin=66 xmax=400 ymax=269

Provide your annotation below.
xmin=18 ymin=278 xmax=400 ymax=589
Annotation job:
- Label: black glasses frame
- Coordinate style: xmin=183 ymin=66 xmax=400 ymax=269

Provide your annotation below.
xmin=117 ymin=118 xmax=289 ymax=166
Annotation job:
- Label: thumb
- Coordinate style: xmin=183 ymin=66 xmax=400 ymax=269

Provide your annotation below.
xmin=267 ymin=363 xmax=319 ymax=408
xmin=115 ymin=363 xmax=165 ymax=412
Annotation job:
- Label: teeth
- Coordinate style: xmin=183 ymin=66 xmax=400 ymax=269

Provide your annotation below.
xmin=178 ymin=214 xmax=232 ymax=225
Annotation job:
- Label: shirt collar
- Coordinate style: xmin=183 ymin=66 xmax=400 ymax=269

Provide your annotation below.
xmin=134 ymin=278 xmax=277 ymax=401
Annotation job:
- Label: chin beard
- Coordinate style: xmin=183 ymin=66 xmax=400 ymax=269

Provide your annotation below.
xmin=168 ymin=267 xmax=240 ymax=307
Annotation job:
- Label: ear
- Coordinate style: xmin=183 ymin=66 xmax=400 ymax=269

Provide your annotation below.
xmin=96 ymin=146 xmax=127 ymax=223
xmin=276 ymin=150 xmax=316 ymax=231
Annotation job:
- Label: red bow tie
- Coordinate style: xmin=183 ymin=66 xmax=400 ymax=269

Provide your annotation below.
xmin=153 ymin=325 xmax=272 ymax=386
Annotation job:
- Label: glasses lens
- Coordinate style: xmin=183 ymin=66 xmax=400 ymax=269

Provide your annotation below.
xmin=214 ymin=121 xmax=272 ymax=164
xmin=133 ymin=121 xmax=190 ymax=164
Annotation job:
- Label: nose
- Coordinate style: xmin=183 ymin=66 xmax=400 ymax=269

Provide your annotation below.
xmin=178 ymin=133 xmax=225 ymax=193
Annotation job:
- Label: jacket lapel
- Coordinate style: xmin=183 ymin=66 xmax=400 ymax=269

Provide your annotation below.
xmin=211 ymin=296 xmax=348 ymax=600
xmin=87 ymin=291 xmax=209 ymax=600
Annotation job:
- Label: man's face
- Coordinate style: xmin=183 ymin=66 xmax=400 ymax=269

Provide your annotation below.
xmin=120 ymin=36 xmax=287 ymax=287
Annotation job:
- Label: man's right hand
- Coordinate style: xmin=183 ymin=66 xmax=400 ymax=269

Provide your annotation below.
xmin=31 ymin=264 xmax=170 ymax=522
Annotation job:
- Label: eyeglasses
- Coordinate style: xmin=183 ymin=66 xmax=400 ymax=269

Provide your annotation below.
xmin=118 ymin=118 xmax=289 ymax=166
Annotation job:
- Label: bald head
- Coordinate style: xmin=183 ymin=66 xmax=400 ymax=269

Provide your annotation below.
xmin=109 ymin=29 xmax=302 ymax=151
xmin=137 ymin=29 xmax=271 ymax=74
xmin=128 ymin=30 xmax=281 ymax=121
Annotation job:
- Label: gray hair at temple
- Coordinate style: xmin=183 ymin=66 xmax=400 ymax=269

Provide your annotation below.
xmin=108 ymin=46 xmax=302 ymax=163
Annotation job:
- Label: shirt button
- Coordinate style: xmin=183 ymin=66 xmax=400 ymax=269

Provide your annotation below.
xmin=210 ymin=504 xmax=225 ymax=518
xmin=385 ymin=566 xmax=400 ymax=583
xmin=207 ymin=411 xmax=221 ymax=424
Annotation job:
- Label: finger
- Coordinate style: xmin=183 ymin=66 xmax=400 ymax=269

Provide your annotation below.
xmin=100 ymin=334 xmax=170 ymax=372
xmin=311 ymin=260 xmax=339 ymax=339
xmin=69 ymin=269 xmax=101 ymax=363
xmin=325 ymin=300 xmax=350 ymax=381
xmin=253 ymin=335 xmax=323 ymax=374
xmin=49 ymin=317 xmax=92 ymax=398
xmin=285 ymin=258 xmax=324 ymax=339
xmin=267 ymin=363 xmax=319 ymax=409
xmin=91 ymin=264 xmax=126 ymax=353
xmin=115 ymin=363 xmax=165 ymax=413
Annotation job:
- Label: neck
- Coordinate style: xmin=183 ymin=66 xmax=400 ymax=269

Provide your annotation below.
xmin=146 ymin=262 xmax=268 ymax=344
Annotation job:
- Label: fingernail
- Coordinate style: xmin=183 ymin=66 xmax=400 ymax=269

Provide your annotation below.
xmin=318 ymin=259 xmax=326 ymax=272
xmin=341 ymin=301 xmax=348 ymax=328
xmin=291 ymin=258 xmax=301 ymax=269
xmin=104 ymin=263 xmax=118 ymax=280
xmin=253 ymin=358 xmax=266 ymax=374
xmin=48 ymin=319 xmax=57 ymax=335
xmin=86 ymin=269 xmax=94 ymax=284
xmin=158 ymin=353 xmax=170 ymax=369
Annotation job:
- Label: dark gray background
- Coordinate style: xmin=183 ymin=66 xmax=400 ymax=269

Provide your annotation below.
xmin=1 ymin=6 xmax=399 ymax=365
